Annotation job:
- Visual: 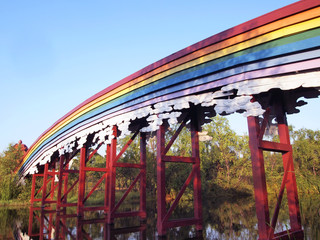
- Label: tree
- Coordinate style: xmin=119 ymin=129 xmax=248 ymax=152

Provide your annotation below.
xmin=290 ymin=128 xmax=320 ymax=193
xmin=0 ymin=143 xmax=28 ymax=201
xmin=201 ymin=115 xmax=251 ymax=191
xmin=292 ymin=128 xmax=320 ymax=176
xmin=116 ymin=135 xmax=141 ymax=190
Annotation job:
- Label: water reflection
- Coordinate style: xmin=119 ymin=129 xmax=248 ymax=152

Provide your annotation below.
xmin=26 ymin=204 xmax=206 ymax=240
xmin=2 ymin=195 xmax=320 ymax=239
xmin=28 ymin=206 xmax=148 ymax=239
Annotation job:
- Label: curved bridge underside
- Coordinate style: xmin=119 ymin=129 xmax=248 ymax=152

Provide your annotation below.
xmin=19 ymin=0 xmax=320 ymax=178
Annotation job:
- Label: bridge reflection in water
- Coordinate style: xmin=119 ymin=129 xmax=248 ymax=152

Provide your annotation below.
xmin=28 ymin=206 xmax=147 ymax=240
xmin=27 ymin=206 xmax=204 ymax=240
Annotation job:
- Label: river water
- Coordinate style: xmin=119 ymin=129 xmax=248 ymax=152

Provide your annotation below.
xmin=1 ymin=194 xmax=319 ymax=239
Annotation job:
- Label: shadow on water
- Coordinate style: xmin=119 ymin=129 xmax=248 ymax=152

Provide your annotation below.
xmin=1 ymin=194 xmax=320 ymax=239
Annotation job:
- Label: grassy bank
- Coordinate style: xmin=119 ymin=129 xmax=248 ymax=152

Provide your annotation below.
xmin=0 ymin=199 xmax=30 ymax=207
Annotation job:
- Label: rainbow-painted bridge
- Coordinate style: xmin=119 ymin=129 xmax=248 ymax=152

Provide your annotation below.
xmin=22 ymin=1 xmax=320 ymax=239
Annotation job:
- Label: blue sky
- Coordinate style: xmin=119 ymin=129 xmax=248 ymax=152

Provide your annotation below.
xmin=1 ymin=0 xmax=318 ymax=152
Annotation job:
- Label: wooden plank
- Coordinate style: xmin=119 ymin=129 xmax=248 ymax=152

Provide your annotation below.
xmin=163 ymin=156 xmax=196 ymax=163
xmin=259 ymin=140 xmax=292 ymax=153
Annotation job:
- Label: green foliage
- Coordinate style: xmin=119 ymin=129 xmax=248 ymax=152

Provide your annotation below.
xmin=146 ymin=135 xmax=157 ymax=197
xmin=200 ymin=116 xmax=252 ymax=195
xmin=2 ymin=116 xmax=320 ymax=205
xmin=0 ymin=207 xmax=30 ymax=237
xmin=0 ymin=144 xmax=31 ymax=201
xmin=117 ymin=135 xmax=141 ymax=189
xmin=165 ymin=125 xmax=194 ymax=198
xmin=292 ymin=128 xmax=320 ymax=176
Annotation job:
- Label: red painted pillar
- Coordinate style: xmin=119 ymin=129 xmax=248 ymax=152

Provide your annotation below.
xmin=30 ymin=174 xmax=36 ymax=205
xmin=191 ymin=115 xmax=203 ymax=231
xmin=247 ymin=116 xmax=270 ymax=239
xmin=28 ymin=206 xmax=35 ymax=237
xmin=107 ymin=126 xmax=117 ymax=224
xmin=76 ymin=217 xmax=84 ymax=240
xmin=105 ymin=144 xmax=111 ymax=215
xmin=56 ymin=155 xmax=65 ymax=212
xmin=55 ymin=212 xmax=61 ymax=240
xmin=48 ymin=211 xmax=54 ymax=239
xmin=157 ymin=124 xmax=166 ymax=236
xmin=140 ymin=132 xmax=147 ymax=220
xmin=50 ymin=164 xmax=56 ymax=201
xmin=55 ymin=155 xmax=64 ymax=240
xmin=39 ymin=208 xmax=45 ymax=240
xmin=275 ymin=107 xmax=301 ymax=230
xmin=156 ymin=115 xmax=203 ymax=236
xmin=63 ymin=162 xmax=69 ymax=205
xmin=61 ymin=162 xmax=68 ymax=237
xmin=104 ymin=222 xmax=113 ymax=240
xmin=77 ymin=147 xmax=87 ymax=217
xmin=41 ymin=163 xmax=49 ymax=208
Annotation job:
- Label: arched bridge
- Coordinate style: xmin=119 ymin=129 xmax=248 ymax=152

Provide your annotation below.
xmin=22 ymin=1 xmax=320 ymax=239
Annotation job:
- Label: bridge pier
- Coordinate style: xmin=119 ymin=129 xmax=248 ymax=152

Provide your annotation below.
xmin=74 ymin=125 xmax=147 ymax=222
xmin=29 ymin=96 xmax=305 ymax=239
xmin=30 ymin=173 xmax=44 ymax=205
xmin=106 ymin=125 xmax=147 ymax=224
xmin=56 ymin=153 xmax=78 ymax=211
xmin=247 ymin=96 xmax=303 ymax=240
xmin=156 ymin=112 xmax=203 ymax=236
xmin=30 ymin=161 xmax=59 ymax=207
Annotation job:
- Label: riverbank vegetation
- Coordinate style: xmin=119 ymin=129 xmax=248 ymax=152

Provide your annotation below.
xmin=0 ymin=144 xmax=31 ymax=205
xmin=1 ymin=116 xmax=319 ymax=205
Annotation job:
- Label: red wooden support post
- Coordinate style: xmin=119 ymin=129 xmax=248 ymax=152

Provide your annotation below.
xmin=247 ymin=116 xmax=270 ymax=239
xmin=55 ymin=155 xmax=64 ymax=239
xmin=56 ymin=155 xmax=65 ymax=213
xmin=28 ymin=206 xmax=37 ymax=238
xmin=30 ymin=174 xmax=36 ymax=205
xmin=41 ymin=163 xmax=49 ymax=208
xmin=55 ymin=212 xmax=62 ymax=240
xmin=105 ymin=144 xmax=111 ymax=215
xmin=75 ymin=141 xmax=108 ymax=215
xmin=50 ymin=163 xmax=56 ymax=201
xmin=48 ymin=210 xmax=54 ymax=239
xmin=104 ymin=126 xmax=147 ymax=223
xmin=104 ymin=222 xmax=112 ymax=240
xmin=55 ymin=211 xmax=72 ymax=240
xmin=77 ymin=217 xmax=84 ymax=240
xmin=77 ymin=147 xmax=87 ymax=218
xmin=55 ymin=212 xmax=61 ymax=240
xmin=31 ymin=174 xmax=46 ymax=203
xmin=140 ymin=132 xmax=147 ymax=221
xmin=275 ymin=104 xmax=302 ymax=231
xmin=39 ymin=208 xmax=45 ymax=240
xmin=191 ymin=114 xmax=203 ymax=231
xmin=63 ymin=163 xmax=69 ymax=204
xmin=157 ymin=124 xmax=166 ymax=236
xmin=56 ymin=153 xmax=78 ymax=211
xmin=107 ymin=125 xmax=118 ymax=224
xmin=247 ymin=96 xmax=303 ymax=239
xmin=62 ymin=162 xmax=70 ymax=209
xmin=156 ymin=113 xmax=203 ymax=236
